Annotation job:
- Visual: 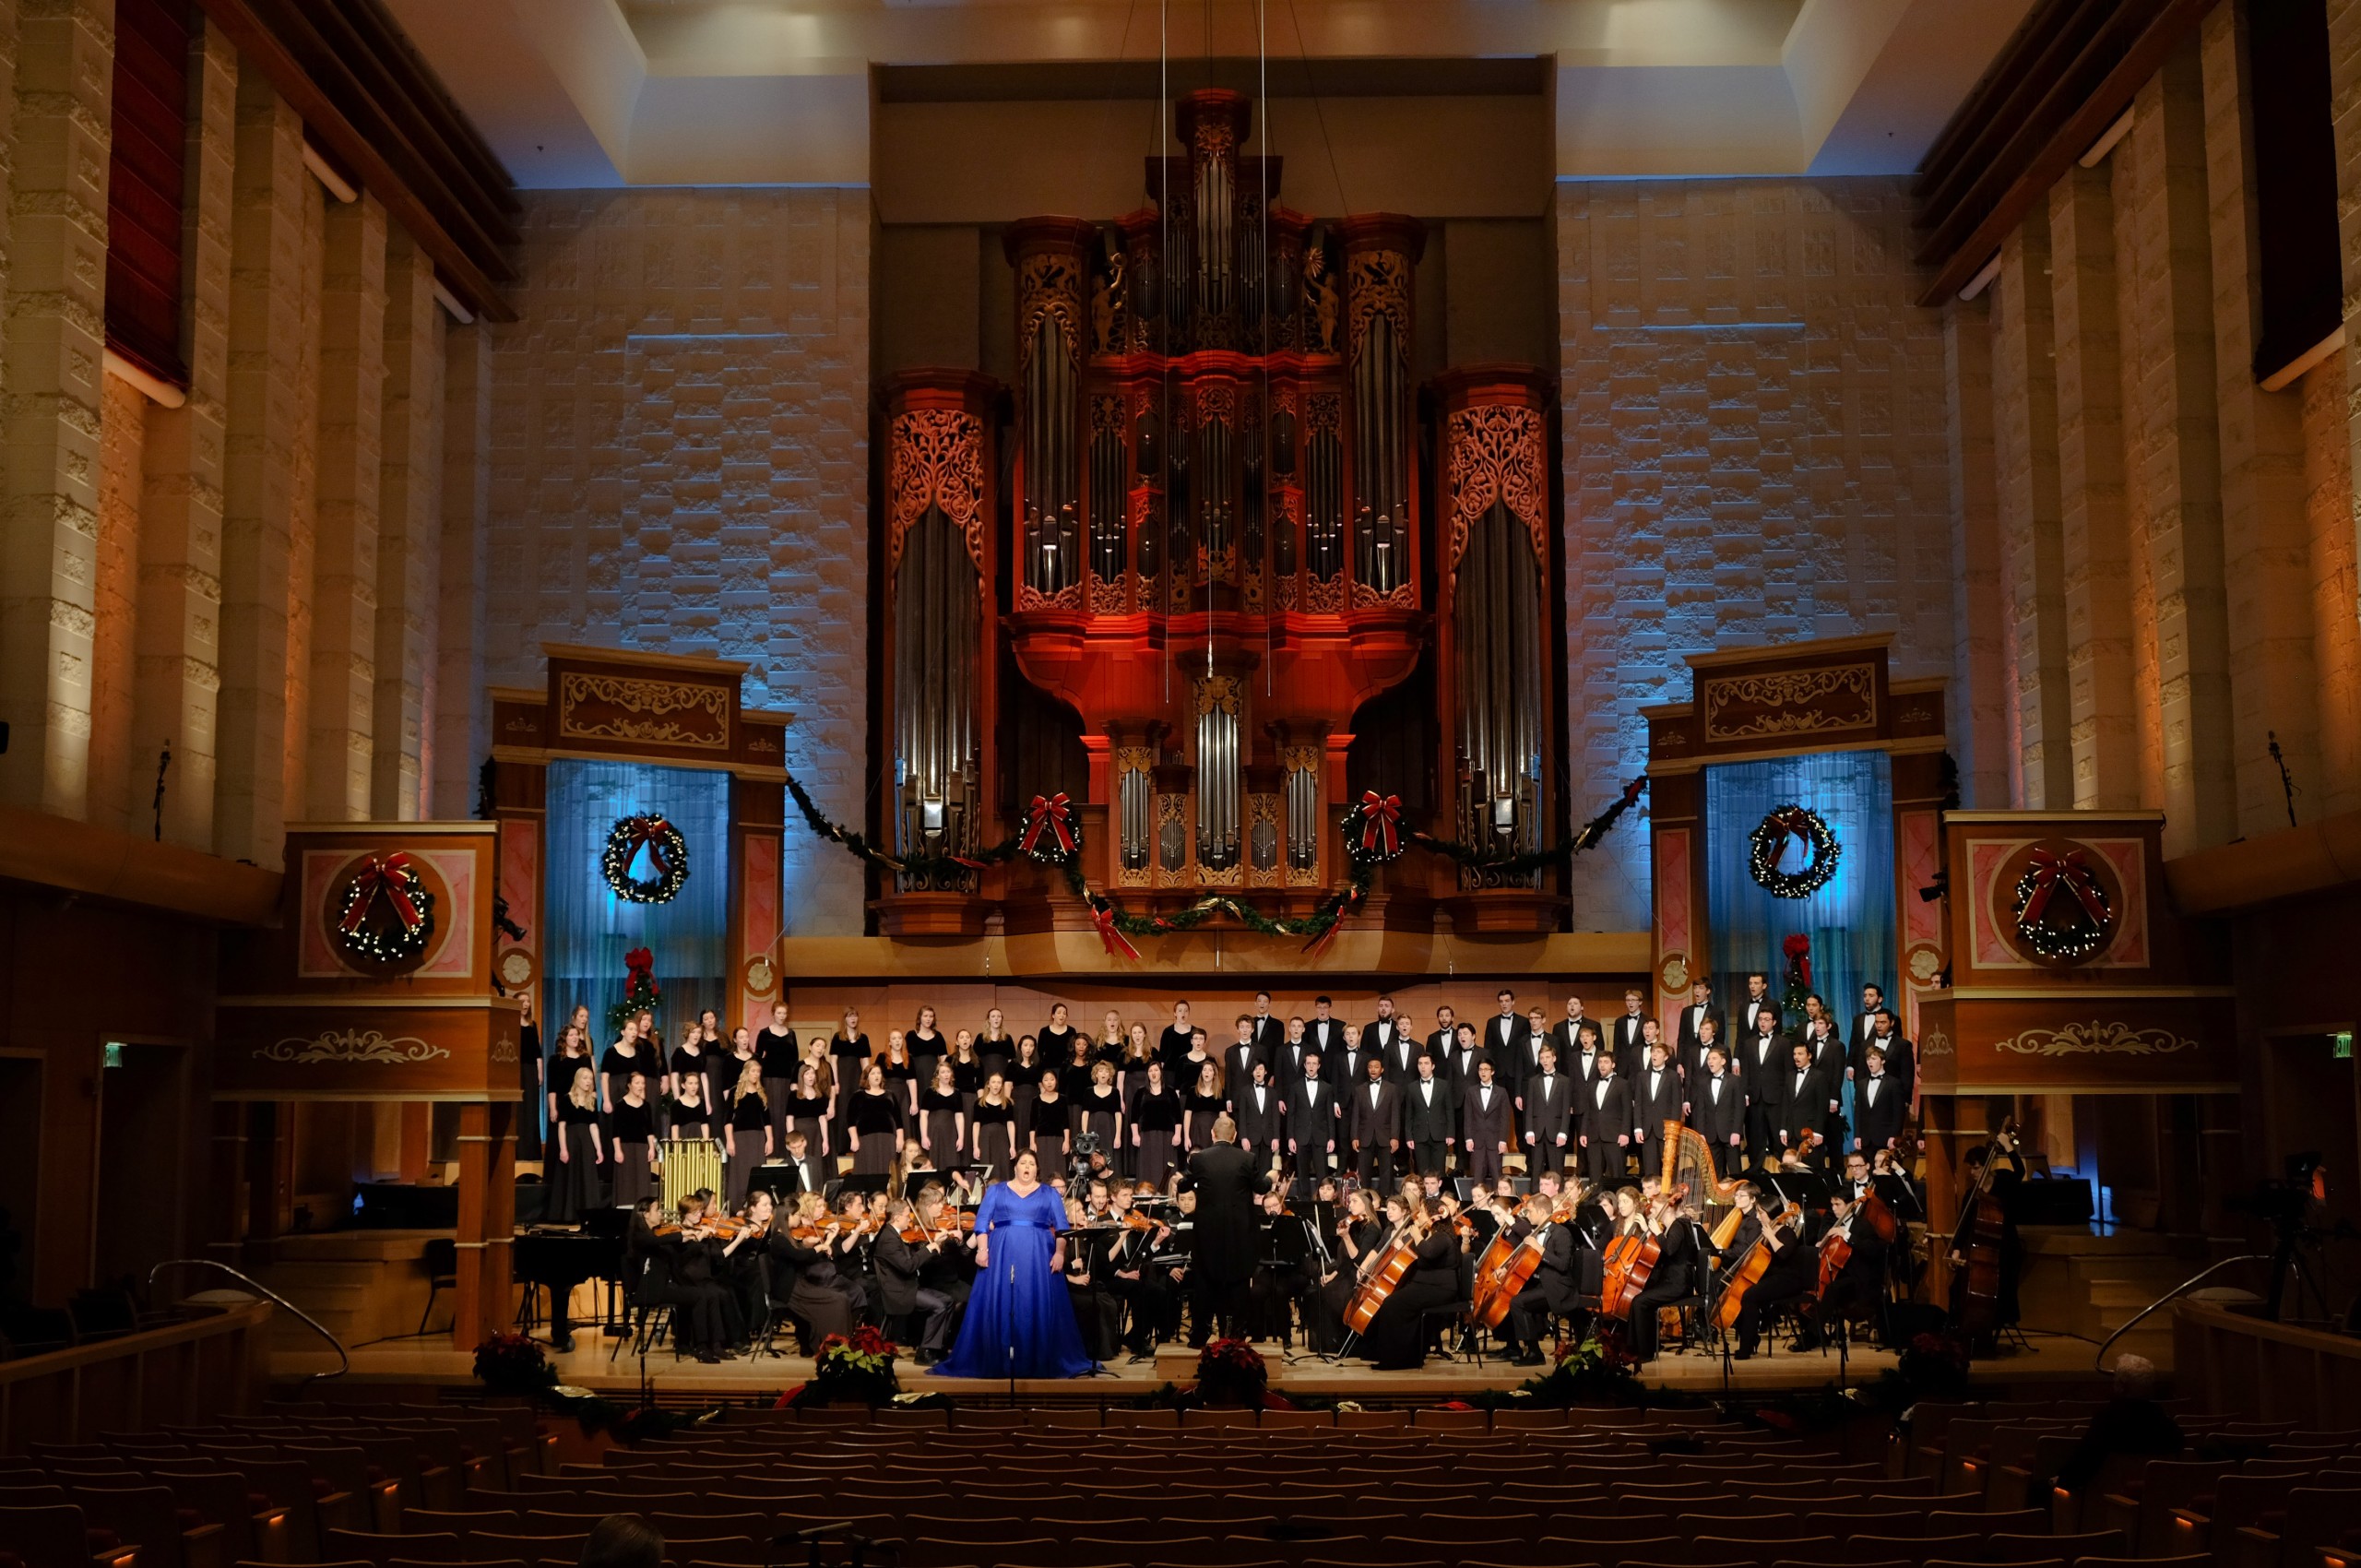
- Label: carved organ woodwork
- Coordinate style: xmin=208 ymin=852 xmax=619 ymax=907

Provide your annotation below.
xmin=875 ymin=89 xmax=1570 ymax=934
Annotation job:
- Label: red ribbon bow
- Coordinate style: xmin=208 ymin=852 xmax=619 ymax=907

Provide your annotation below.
xmin=340 ymin=852 xmax=424 ymax=933
xmin=1354 ymin=791 xmax=1402 ymax=858
xmin=1021 ymin=792 xmax=1077 ymax=858
xmin=1089 ymin=899 xmax=1141 ymax=961
xmin=623 ymin=945 xmax=658 ymax=994
xmin=1300 ymin=883 xmax=1367 ymax=960
xmin=2020 ymin=848 xmax=2104 ymax=927
xmin=624 ymin=815 xmax=675 ymax=877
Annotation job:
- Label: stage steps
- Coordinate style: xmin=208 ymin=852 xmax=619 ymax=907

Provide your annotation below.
xmin=242 ymin=1229 xmax=447 ymax=1348
xmin=2019 ymin=1226 xmax=2207 ymax=1368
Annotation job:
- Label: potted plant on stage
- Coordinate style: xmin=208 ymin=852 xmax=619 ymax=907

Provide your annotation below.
xmin=779 ymin=1325 xmax=904 ymax=1408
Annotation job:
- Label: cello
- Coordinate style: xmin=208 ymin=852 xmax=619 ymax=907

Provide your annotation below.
xmin=1710 ymin=1194 xmax=1789 ymax=1334
xmin=1341 ymin=1214 xmax=1426 ymax=1336
xmin=1471 ymin=1194 xmax=1561 ymax=1330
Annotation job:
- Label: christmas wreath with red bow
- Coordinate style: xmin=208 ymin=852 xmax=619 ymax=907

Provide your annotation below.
xmin=2011 ymin=846 xmax=2113 ymax=961
xmin=1020 ymin=792 xmax=1081 ymax=865
xmin=602 ymin=814 xmax=690 ymax=904
xmin=333 ymin=852 xmax=435 ymax=965
xmin=1341 ymin=790 xmax=1406 ymax=864
xmin=1748 ymin=804 xmax=1841 ymax=899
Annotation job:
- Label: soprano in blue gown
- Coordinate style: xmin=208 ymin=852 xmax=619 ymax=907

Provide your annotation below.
xmin=933 ymin=1173 xmax=1096 ymax=1379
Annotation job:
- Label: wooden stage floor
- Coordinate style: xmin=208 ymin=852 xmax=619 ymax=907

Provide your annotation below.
xmin=278 ymin=1328 xmax=2108 ymax=1403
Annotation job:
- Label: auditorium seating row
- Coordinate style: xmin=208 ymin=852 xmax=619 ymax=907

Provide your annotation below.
xmin=4 ymin=1396 xmax=2359 ymax=1568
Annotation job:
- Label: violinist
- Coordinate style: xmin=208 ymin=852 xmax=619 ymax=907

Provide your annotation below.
xmin=1507 ymin=1192 xmax=1581 ymax=1366
xmin=624 ymin=1196 xmax=738 ymax=1362
xmin=1627 ymin=1194 xmax=1703 ymax=1365
xmin=1311 ymin=1188 xmax=1384 ymax=1353
xmin=1805 ymin=1186 xmax=1889 ymax=1349
xmin=767 ymin=1192 xmax=860 ymax=1341
xmin=1715 ymin=1183 xmax=1811 ymax=1360
xmin=1062 ymin=1193 xmax=1122 ymax=1360
xmin=1250 ymin=1185 xmax=1315 ymax=1347
xmin=1358 ymin=1195 xmax=1461 ymax=1371
xmin=872 ymin=1194 xmax=961 ymax=1365
xmin=1103 ymin=1182 xmax=1169 ymax=1356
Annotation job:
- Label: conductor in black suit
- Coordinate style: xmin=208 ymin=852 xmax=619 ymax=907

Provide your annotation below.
xmin=1186 ymin=1115 xmax=1270 ymax=1344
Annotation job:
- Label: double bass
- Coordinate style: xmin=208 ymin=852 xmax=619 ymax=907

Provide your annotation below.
xmin=1953 ymin=1119 xmax=2017 ymax=1337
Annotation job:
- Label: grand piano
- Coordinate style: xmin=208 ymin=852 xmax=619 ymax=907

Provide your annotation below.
xmin=513 ymin=1213 xmax=626 ymax=1351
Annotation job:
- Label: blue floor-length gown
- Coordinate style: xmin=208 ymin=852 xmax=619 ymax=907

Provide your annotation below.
xmin=933 ymin=1181 xmax=1096 ymax=1379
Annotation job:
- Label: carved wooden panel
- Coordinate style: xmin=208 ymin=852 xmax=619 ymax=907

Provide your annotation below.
xmin=1699 ymin=661 xmax=1880 ymax=745
xmin=1444 ymin=404 xmax=1548 ymax=569
xmin=556 ymin=671 xmax=731 ymax=753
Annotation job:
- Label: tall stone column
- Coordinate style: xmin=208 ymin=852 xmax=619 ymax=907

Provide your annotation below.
xmin=2333 ymin=0 xmax=2361 ymax=761
xmin=1944 ymin=296 xmax=2009 ymax=811
xmin=2048 ymin=165 xmax=2143 ymax=810
xmin=216 ymin=73 xmax=311 ymax=865
xmin=305 ymin=193 xmax=386 ymax=821
xmin=2120 ymin=42 xmax=2236 ymax=856
xmin=431 ymin=324 xmax=488 ymax=820
xmin=133 ymin=18 xmax=235 ymax=851
xmin=1990 ymin=211 xmax=2072 ymax=808
xmin=374 ymin=229 xmax=444 ymax=820
xmin=0 ymin=0 xmax=113 ymax=819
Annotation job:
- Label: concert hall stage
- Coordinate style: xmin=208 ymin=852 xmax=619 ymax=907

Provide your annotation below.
xmin=278 ymin=1330 xmax=2111 ymax=1406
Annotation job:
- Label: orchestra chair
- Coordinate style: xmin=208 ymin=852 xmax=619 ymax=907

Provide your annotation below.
xmin=415 ymin=1239 xmax=460 ymax=1336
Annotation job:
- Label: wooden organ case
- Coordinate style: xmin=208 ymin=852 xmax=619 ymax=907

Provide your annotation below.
xmin=876 ymin=89 xmax=1570 ymax=938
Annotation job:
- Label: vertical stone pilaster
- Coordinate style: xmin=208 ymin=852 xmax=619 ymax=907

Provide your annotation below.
xmin=279 ymin=171 xmax=323 ymax=825
xmin=1990 ymin=210 xmax=2074 ymax=808
xmin=2121 ymin=40 xmax=2236 ymax=855
xmin=1944 ymin=295 xmax=2009 ymax=809
xmin=215 ymin=71 xmax=308 ymax=866
xmin=89 ymin=370 xmax=142 ymax=835
xmin=2049 ymin=165 xmax=2142 ymax=809
xmin=2202 ymin=2 xmax=2322 ymax=835
xmin=0 ymin=0 xmax=112 ymax=818
xmin=132 ymin=18 xmax=233 ymax=851
xmin=2329 ymin=0 xmax=2361 ymax=738
xmin=305 ymin=192 xmax=386 ymax=822
xmin=375 ymin=228 xmax=442 ymax=820
xmin=2301 ymin=355 xmax=2361 ymax=821
xmin=431 ymin=320 xmax=487 ymax=821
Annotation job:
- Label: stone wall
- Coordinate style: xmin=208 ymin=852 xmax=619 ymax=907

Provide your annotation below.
xmin=1554 ymin=178 xmax=1958 ymax=932
xmin=482 ymin=188 xmax=872 ymax=934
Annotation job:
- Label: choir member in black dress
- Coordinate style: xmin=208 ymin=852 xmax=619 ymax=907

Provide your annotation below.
xmin=599 ymin=1020 xmax=654 ymax=1116
xmin=1038 ymin=1002 xmax=1079 ymax=1064
xmin=782 ymin=1062 xmax=831 ymax=1167
xmin=976 ymin=1007 xmax=1014 ymax=1078
xmin=1118 ymin=1021 xmax=1157 ymax=1098
xmin=1358 ymin=1196 xmax=1460 ymax=1370
xmin=1182 ymin=1060 xmax=1226 ymax=1154
xmin=547 ymin=1021 xmax=591 ymax=1152
xmin=828 ymin=1009 xmax=871 ymax=1111
xmin=845 ymin=1063 xmax=906 ymax=1176
xmin=610 ymin=1072 xmax=660 ymax=1208
xmin=1026 ymin=1067 xmax=1072 ymax=1164
xmin=549 ymin=1063 xmax=606 ymax=1223
xmin=722 ymin=1059 xmax=772 ymax=1207
xmin=754 ymin=1000 xmax=798 ymax=1148
xmin=917 ymin=1060 xmax=967 ymax=1168
xmin=1129 ymin=1060 xmax=1183 ymax=1190
xmin=970 ymin=1072 xmax=1018 ymax=1176
xmin=1057 ymin=1033 xmax=1095 ymax=1101
xmin=1096 ymin=1010 xmax=1127 ymax=1065
xmin=1078 ymin=1060 xmax=1124 ymax=1166
xmin=908 ymin=1005 xmax=946 ymax=1079
xmin=947 ymin=1030 xmax=985 ymax=1099
xmin=516 ymin=994 xmax=544 ymax=1158
xmin=1157 ymin=1000 xmax=1196 ymax=1070
xmin=1007 ymin=1037 xmax=1043 ymax=1134
xmin=670 ymin=1074 xmax=714 ymax=1141
xmin=670 ymin=1021 xmax=718 ymax=1138
xmin=878 ymin=1031 xmax=919 ymax=1121
xmin=1177 ymin=1029 xmax=1219 ymax=1100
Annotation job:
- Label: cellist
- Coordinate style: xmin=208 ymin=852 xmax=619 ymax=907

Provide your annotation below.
xmin=1713 ymin=1183 xmax=1811 ymax=1360
xmin=1506 ymin=1192 xmax=1581 ymax=1366
xmin=1805 ymin=1186 xmax=1891 ymax=1348
xmin=1626 ymin=1193 xmax=1703 ymax=1365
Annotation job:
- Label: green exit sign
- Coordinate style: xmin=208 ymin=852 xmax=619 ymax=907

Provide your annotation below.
xmin=2336 ymin=1032 xmax=2354 ymax=1061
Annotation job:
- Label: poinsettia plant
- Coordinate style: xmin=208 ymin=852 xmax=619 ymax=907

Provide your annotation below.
xmin=783 ymin=1325 xmax=903 ymax=1408
xmin=1192 ymin=1336 xmax=1270 ymax=1408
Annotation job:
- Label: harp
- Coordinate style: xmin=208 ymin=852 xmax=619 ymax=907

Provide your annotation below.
xmin=1666 ymin=1119 xmax=1743 ymax=1223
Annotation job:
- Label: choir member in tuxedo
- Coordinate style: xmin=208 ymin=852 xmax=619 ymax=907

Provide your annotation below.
xmin=1286 ymin=1053 xmax=1338 ymax=1177
xmin=1739 ymin=972 xmax=1776 ymax=1039
xmin=1803 ymin=1015 xmax=1850 ymax=1150
xmin=1224 ymin=1015 xmax=1265 ymax=1101
xmin=1519 ymin=1043 xmax=1575 ymax=1174
xmin=1305 ymin=996 xmax=1346 ymax=1063
xmin=1569 ymin=1018 xmax=1608 ymax=1089
xmin=1688 ymin=1046 xmax=1745 ymax=1176
xmin=1628 ymin=1195 xmax=1703 ymax=1363
xmin=1326 ymin=1022 xmax=1374 ymax=1088
xmin=1853 ymin=1042 xmax=1907 ymax=1154
xmin=1610 ymin=988 xmax=1648 ymax=1060
xmin=1157 ymin=1000 xmax=1198 ymax=1070
xmin=1864 ymin=1008 xmax=1916 ymax=1103
xmin=1249 ymin=991 xmax=1287 ymax=1058
xmin=1232 ymin=1060 xmax=1287 ymax=1172
xmin=1548 ymin=996 xmax=1595 ymax=1067
xmin=1459 ymin=1058 xmax=1512 ymax=1184
xmin=1579 ymin=1051 xmax=1634 ymax=1181
xmin=1403 ymin=1053 xmax=1458 ymax=1178
xmin=1740 ymin=1007 xmax=1790 ymax=1165
xmin=1424 ymin=1006 xmax=1460 ymax=1085
xmin=1487 ymin=988 xmax=1536 ymax=1093
xmin=1281 ymin=1016 xmax=1312 ymax=1083
xmin=1450 ymin=1021 xmax=1492 ymax=1088
xmin=1632 ymin=1039 xmax=1685 ymax=1178
xmin=1366 ymin=996 xmax=1413 ymax=1076
xmin=1776 ymin=1039 xmax=1836 ymax=1164
xmin=1848 ymin=984 xmax=1887 ymax=1069
xmin=1673 ymin=980 xmax=1722 ymax=1080
xmin=1346 ymin=1054 xmax=1404 ymax=1187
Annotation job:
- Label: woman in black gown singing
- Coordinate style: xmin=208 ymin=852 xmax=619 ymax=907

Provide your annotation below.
xmin=722 ymin=1058 xmax=771 ymax=1207
xmin=550 ymin=1063 xmax=606 ymax=1223
xmin=918 ymin=1059 xmax=967 ymax=1168
xmin=846 ymin=1062 xmax=906 ymax=1176
xmin=970 ymin=1071 xmax=1018 ymax=1177
xmin=1128 ymin=1059 xmax=1183 ymax=1190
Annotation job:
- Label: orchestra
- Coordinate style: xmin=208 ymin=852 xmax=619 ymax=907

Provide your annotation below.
xmin=532 ymin=981 xmax=2015 ymax=1374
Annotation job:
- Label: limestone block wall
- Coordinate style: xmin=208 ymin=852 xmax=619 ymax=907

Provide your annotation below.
xmin=1554 ymin=178 xmax=1960 ymax=932
xmin=482 ymin=188 xmax=872 ymax=935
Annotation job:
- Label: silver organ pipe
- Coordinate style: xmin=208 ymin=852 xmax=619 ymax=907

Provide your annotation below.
xmin=1196 ymin=692 xmax=1240 ymax=871
xmin=1308 ymin=425 xmax=1342 ymax=579
xmin=1454 ymin=502 xmax=1543 ymax=870
xmin=1026 ymin=316 xmax=1078 ymax=591
xmin=896 ymin=510 xmax=980 ymax=877
xmin=1090 ymin=419 xmax=1126 ymax=581
xmin=1353 ymin=315 xmax=1406 ymax=592
xmin=1286 ymin=759 xmax=1319 ymax=871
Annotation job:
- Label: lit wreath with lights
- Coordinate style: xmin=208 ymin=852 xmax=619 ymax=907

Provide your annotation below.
xmin=2010 ymin=847 xmax=2113 ymax=961
xmin=602 ymin=814 xmax=690 ymax=905
xmin=333 ymin=853 xmax=435 ymax=965
xmin=1747 ymin=805 xmax=1841 ymax=899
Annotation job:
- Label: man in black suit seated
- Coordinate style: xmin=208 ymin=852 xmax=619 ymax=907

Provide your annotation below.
xmin=871 ymin=1194 xmax=961 ymax=1365
xmin=1505 ymin=1200 xmax=1581 ymax=1366
xmin=771 ymin=1130 xmax=825 ymax=1199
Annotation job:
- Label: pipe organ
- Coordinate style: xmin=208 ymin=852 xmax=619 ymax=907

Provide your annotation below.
xmin=872 ymin=91 xmax=1570 ymax=937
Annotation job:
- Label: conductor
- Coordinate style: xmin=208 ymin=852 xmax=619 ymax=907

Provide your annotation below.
xmin=1186 ymin=1113 xmax=1272 ymax=1344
